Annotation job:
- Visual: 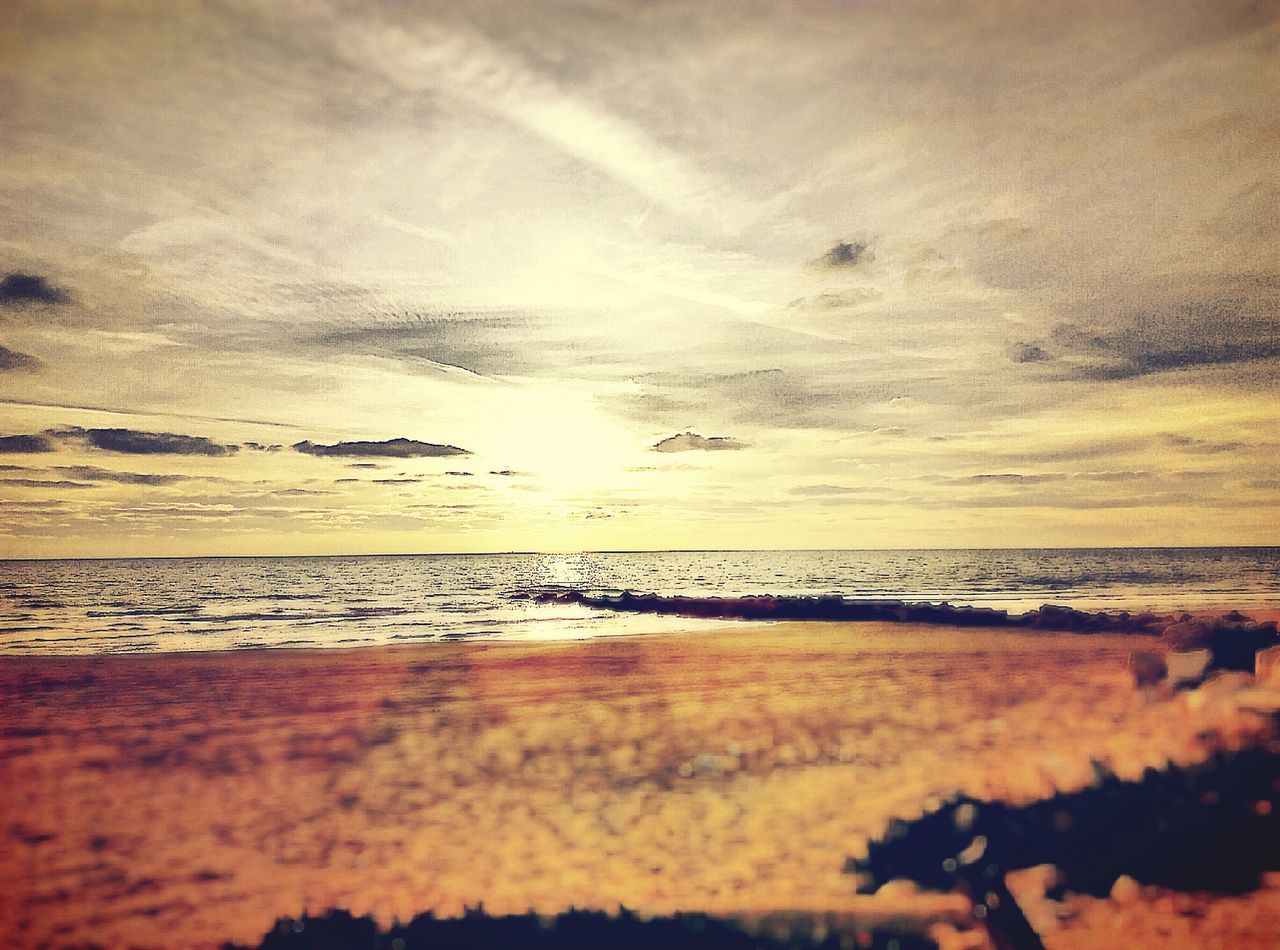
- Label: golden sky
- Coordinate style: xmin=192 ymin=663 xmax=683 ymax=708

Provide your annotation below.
xmin=1 ymin=0 xmax=1277 ymax=557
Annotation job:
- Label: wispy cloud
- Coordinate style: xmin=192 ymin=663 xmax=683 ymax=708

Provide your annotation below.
xmin=652 ymin=432 xmax=747 ymax=453
xmin=333 ymin=13 xmax=745 ymax=228
xmin=52 ymin=465 xmax=192 ymax=486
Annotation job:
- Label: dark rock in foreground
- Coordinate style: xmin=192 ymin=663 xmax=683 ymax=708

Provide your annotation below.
xmin=1162 ymin=612 xmax=1280 ymax=672
xmin=227 ymin=907 xmax=932 ymax=950
xmin=847 ymin=745 xmax=1280 ymax=949
xmin=1125 ymin=650 xmax=1167 ymax=688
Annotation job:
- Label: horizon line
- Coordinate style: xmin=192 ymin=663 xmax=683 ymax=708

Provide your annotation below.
xmin=2 ymin=543 xmax=1278 ymax=563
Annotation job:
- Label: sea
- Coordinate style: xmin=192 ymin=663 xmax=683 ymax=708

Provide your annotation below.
xmin=1 ymin=547 xmax=1277 ymax=655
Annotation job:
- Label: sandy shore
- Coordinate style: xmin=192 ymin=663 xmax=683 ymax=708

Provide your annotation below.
xmin=2 ymin=620 xmax=1277 ymax=948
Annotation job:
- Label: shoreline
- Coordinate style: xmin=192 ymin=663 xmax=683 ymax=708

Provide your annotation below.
xmin=5 ymin=603 xmax=1278 ymax=662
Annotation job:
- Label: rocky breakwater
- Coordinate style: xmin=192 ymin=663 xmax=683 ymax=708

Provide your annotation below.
xmin=521 ymin=589 xmax=1166 ymax=633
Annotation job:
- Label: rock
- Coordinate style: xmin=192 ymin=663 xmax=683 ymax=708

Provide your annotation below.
xmin=1125 ymin=650 xmax=1167 ymax=688
xmin=1110 ymin=874 xmax=1141 ymax=905
xmin=1166 ymin=649 xmax=1212 ymax=687
xmin=1199 ymin=670 xmax=1255 ymax=695
xmin=1257 ymin=644 xmax=1280 ymax=687
xmin=1235 ymin=689 xmax=1280 ymax=714
xmin=1162 ymin=619 xmax=1218 ymax=651
xmin=1162 ymin=615 xmax=1279 ymax=672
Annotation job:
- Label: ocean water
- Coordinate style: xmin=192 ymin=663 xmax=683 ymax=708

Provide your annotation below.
xmin=0 ymin=547 xmax=1276 ymax=655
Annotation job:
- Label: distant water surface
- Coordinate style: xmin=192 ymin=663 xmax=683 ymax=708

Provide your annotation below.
xmin=0 ymin=548 xmax=1276 ymax=655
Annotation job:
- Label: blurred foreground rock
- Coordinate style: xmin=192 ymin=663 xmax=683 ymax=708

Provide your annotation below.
xmin=1167 ymin=649 xmax=1212 ymax=688
xmin=849 ymin=745 xmax=1280 ymax=950
xmin=1162 ymin=613 xmax=1279 ymax=673
xmin=1126 ymin=650 xmax=1167 ymax=688
xmin=228 ymin=907 xmax=935 ymax=950
xmin=1257 ymin=645 xmax=1280 ymax=688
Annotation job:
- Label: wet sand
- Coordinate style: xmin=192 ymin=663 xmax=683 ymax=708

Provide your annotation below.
xmin=1 ymin=621 xmax=1277 ymax=948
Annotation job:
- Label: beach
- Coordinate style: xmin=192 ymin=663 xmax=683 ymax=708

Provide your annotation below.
xmin=3 ymin=618 xmax=1278 ymax=949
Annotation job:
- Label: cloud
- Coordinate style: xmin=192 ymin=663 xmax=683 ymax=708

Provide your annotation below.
xmin=50 ymin=426 xmax=240 ymax=456
xmin=624 ymin=368 xmax=885 ymax=431
xmin=0 ymin=273 xmax=68 ymax=306
xmin=0 ymin=434 xmax=54 ymax=453
xmin=1046 ymin=298 xmax=1280 ymax=380
xmin=292 ymin=438 xmax=470 ymax=458
xmin=338 ymin=15 xmax=743 ymax=227
xmin=966 ymin=472 xmax=1060 ymax=483
xmin=788 ymin=289 xmax=883 ymax=311
xmin=1007 ymin=342 xmax=1051 ymax=364
xmin=0 ymin=477 xmax=91 ymax=489
xmin=52 ymin=465 xmax=191 ymax=486
xmin=1161 ymin=434 xmax=1247 ymax=455
xmin=0 ymin=345 xmax=42 ymax=371
xmin=789 ymin=484 xmax=880 ymax=496
xmin=652 ymin=432 xmax=747 ymax=453
xmin=813 ymin=240 xmax=870 ymax=269
xmin=306 ymin=309 xmax=604 ymax=379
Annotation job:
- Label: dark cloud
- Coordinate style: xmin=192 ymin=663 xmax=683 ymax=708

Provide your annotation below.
xmin=1007 ymin=342 xmax=1051 ymax=364
xmin=0 ymin=273 xmax=69 ymax=306
xmin=813 ymin=240 xmax=871 ymax=269
xmin=242 ymin=441 xmax=283 ymax=452
xmin=652 ymin=432 xmax=747 ymax=453
xmin=489 ymin=469 xmax=530 ymax=477
xmin=292 ymin=438 xmax=470 ymax=458
xmin=50 ymin=426 xmax=240 ymax=456
xmin=0 ymin=345 xmax=41 ymax=371
xmin=372 ymin=477 xmax=422 ymax=484
xmin=1048 ymin=301 xmax=1280 ymax=380
xmin=0 ymin=477 xmax=91 ymax=489
xmin=52 ymin=465 xmax=191 ymax=486
xmin=0 ymin=434 xmax=54 ymax=453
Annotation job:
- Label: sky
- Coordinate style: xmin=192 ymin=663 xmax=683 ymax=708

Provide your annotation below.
xmin=0 ymin=0 xmax=1277 ymax=557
